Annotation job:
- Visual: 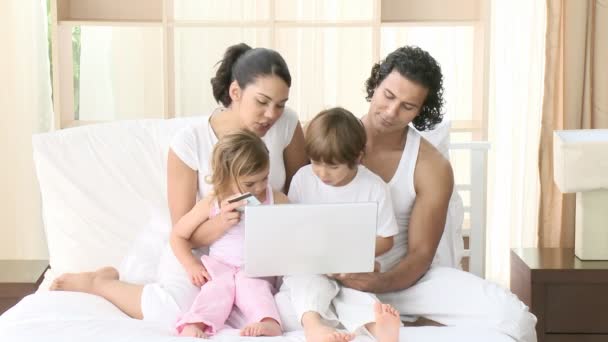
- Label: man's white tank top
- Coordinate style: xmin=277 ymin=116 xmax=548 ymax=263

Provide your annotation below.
xmin=376 ymin=127 xmax=420 ymax=271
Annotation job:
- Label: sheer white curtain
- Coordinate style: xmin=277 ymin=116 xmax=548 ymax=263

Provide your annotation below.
xmin=0 ymin=0 xmax=52 ymax=258
xmin=79 ymin=26 xmax=164 ymax=120
xmin=485 ymin=0 xmax=546 ymax=286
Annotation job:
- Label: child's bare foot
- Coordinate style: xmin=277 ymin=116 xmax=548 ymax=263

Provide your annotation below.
xmin=180 ymin=323 xmax=208 ymax=338
xmin=50 ymin=267 xmax=119 ymax=293
xmin=304 ymin=322 xmax=354 ymax=342
xmin=240 ymin=318 xmax=282 ymax=337
xmin=371 ymin=302 xmax=401 ymax=342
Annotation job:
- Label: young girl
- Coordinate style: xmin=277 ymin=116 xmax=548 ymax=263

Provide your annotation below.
xmin=170 ymin=129 xmax=289 ymax=338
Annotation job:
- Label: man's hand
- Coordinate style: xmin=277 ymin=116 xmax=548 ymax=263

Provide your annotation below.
xmin=328 ymin=262 xmax=384 ymax=292
xmin=330 ymin=271 xmax=385 ymax=292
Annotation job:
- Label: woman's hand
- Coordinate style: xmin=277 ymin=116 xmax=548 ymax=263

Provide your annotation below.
xmin=186 ymin=262 xmax=211 ymax=287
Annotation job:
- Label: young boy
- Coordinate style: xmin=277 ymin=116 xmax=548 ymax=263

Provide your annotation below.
xmin=282 ymin=107 xmax=402 ymax=342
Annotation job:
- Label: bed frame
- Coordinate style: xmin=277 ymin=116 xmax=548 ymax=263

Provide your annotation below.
xmin=450 ymin=142 xmax=490 ymax=278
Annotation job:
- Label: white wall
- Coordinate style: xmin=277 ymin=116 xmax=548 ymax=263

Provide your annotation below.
xmin=0 ymin=0 xmax=51 ymax=259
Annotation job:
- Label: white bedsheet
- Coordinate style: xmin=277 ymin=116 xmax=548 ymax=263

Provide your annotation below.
xmin=0 ymin=292 xmax=512 ymax=342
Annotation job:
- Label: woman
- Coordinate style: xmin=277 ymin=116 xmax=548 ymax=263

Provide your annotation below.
xmin=50 ymin=43 xmax=308 ymax=331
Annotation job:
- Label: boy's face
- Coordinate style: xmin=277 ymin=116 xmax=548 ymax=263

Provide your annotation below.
xmin=310 ymin=160 xmax=357 ymax=187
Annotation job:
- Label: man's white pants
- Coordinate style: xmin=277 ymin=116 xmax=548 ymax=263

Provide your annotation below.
xmin=276 ymin=267 xmax=537 ymax=342
xmin=281 ymin=274 xmax=387 ymax=336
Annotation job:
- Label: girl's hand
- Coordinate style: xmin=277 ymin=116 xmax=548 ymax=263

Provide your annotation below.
xmin=217 ymin=197 xmax=246 ymax=229
xmin=186 ymin=262 xmax=211 ymax=287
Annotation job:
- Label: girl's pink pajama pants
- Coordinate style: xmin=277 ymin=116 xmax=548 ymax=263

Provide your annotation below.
xmin=175 ymin=255 xmax=281 ymax=334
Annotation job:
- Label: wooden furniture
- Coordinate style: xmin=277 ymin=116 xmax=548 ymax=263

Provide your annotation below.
xmin=511 ymin=248 xmax=608 ymax=342
xmin=0 ymin=260 xmax=49 ymax=315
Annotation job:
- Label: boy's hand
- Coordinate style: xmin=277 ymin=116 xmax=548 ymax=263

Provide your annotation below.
xmin=186 ymin=262 xmax=211 ymax=287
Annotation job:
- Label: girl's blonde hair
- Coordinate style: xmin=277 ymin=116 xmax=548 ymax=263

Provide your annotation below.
xmin=208 ymin=129 xmax=269 ymax=200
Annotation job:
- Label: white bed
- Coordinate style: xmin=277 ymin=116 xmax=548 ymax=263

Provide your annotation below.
xmin=0 ymin=118 xmax=500 ymax=341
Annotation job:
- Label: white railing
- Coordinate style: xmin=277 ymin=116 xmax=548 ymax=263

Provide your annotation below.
xmin=450 ymin=142 xmax=490 ymax=278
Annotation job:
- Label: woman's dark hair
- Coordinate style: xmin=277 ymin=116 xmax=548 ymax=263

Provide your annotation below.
xmin=364 ymin=46 xmax=444 ymax=131
xmin=211 ymin=43 xmax=292 ymax=107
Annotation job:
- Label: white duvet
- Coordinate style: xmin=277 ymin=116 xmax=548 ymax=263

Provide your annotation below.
xmin=0 ymin=292 xmax=511 ymax=342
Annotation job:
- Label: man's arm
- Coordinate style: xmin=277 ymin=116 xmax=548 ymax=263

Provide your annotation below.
xmin=334 ymin=141 xmax=453 ymax=293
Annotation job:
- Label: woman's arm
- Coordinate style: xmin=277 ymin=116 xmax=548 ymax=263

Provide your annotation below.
xmin=273 ymin=190 xmax=290 ymax=204
xmin=283 ymin=123 xmax=308 ymax=193
xmin=167 ymin=149 xmax=211 ymax=286
xmin=375 ymin=236 xmax=394 ymax=256
xmin=167 ymin=149 xmax=198 ymax=226
xmin=169 ymin=196 xmax=212 ymax=270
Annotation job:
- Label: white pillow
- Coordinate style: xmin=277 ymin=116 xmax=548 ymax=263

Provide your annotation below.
xmin=414 ymin=119 xmax=451 ymax=158
xmin=32 ymin=118 xmax=201 ymax=284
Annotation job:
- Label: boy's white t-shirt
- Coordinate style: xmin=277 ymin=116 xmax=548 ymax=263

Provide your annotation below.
xmin=288 ymin=164 xmax=398 ymax=240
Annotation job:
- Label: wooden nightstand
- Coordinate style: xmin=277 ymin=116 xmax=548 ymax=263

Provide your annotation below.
xmin=0 ymin=260 xmax=49 ymax=315
xmin=511 ymin=248 xmax=608 ymax=342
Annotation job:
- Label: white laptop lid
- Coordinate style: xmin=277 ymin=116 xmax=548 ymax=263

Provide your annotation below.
xmin=244 ymin=202 xmax=377 ymax=277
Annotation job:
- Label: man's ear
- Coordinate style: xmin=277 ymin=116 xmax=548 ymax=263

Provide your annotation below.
xmin=229 ymin=80 xmax=241 ymax=103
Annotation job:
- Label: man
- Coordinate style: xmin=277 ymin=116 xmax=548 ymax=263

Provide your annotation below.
xmin=332 ymin=46 xmax=537 ymax=342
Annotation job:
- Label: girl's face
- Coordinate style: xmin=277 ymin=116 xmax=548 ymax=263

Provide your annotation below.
xmin=230 ymin=75 xmax=290 ymax=137
xmin=231 ymin=166 xmax=270 ymax=202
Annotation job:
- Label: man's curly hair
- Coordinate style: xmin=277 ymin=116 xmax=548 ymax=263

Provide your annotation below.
xmin=365 ymin=46 xmax=444 ymax=131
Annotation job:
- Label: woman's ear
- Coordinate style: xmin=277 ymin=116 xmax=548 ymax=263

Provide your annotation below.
xmin=229 ymin=80 xmax=241 ymax=103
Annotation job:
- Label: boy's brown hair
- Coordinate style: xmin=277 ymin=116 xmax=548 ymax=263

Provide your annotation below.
xmin=208 ymin=129 xmax=269 ymax=200
xmin=305 ymin=107 xmax=366 ymax=168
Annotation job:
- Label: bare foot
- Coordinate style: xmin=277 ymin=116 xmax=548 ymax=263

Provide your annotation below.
xmin=180 ymin=323 xmax=208 ymax=338
xmin=371 ymin=302 xmax=401 ymax=342
xmin=304 ymin=322 xmax=354 ymax=342
xmin=49 ymin=267 xmax=119 ymax=293
xmin=240 ymin=318 xmax=282 ymax=337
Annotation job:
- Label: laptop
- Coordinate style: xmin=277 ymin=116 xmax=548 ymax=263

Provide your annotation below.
xmin=244 ymin=202 xmax=377 ymax=277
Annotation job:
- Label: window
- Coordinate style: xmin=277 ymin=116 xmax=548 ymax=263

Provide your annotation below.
xmin=51 ymin=0 xmax=489 ymax=271
xmin=53 ymin=0 xmax=487 ymax=140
